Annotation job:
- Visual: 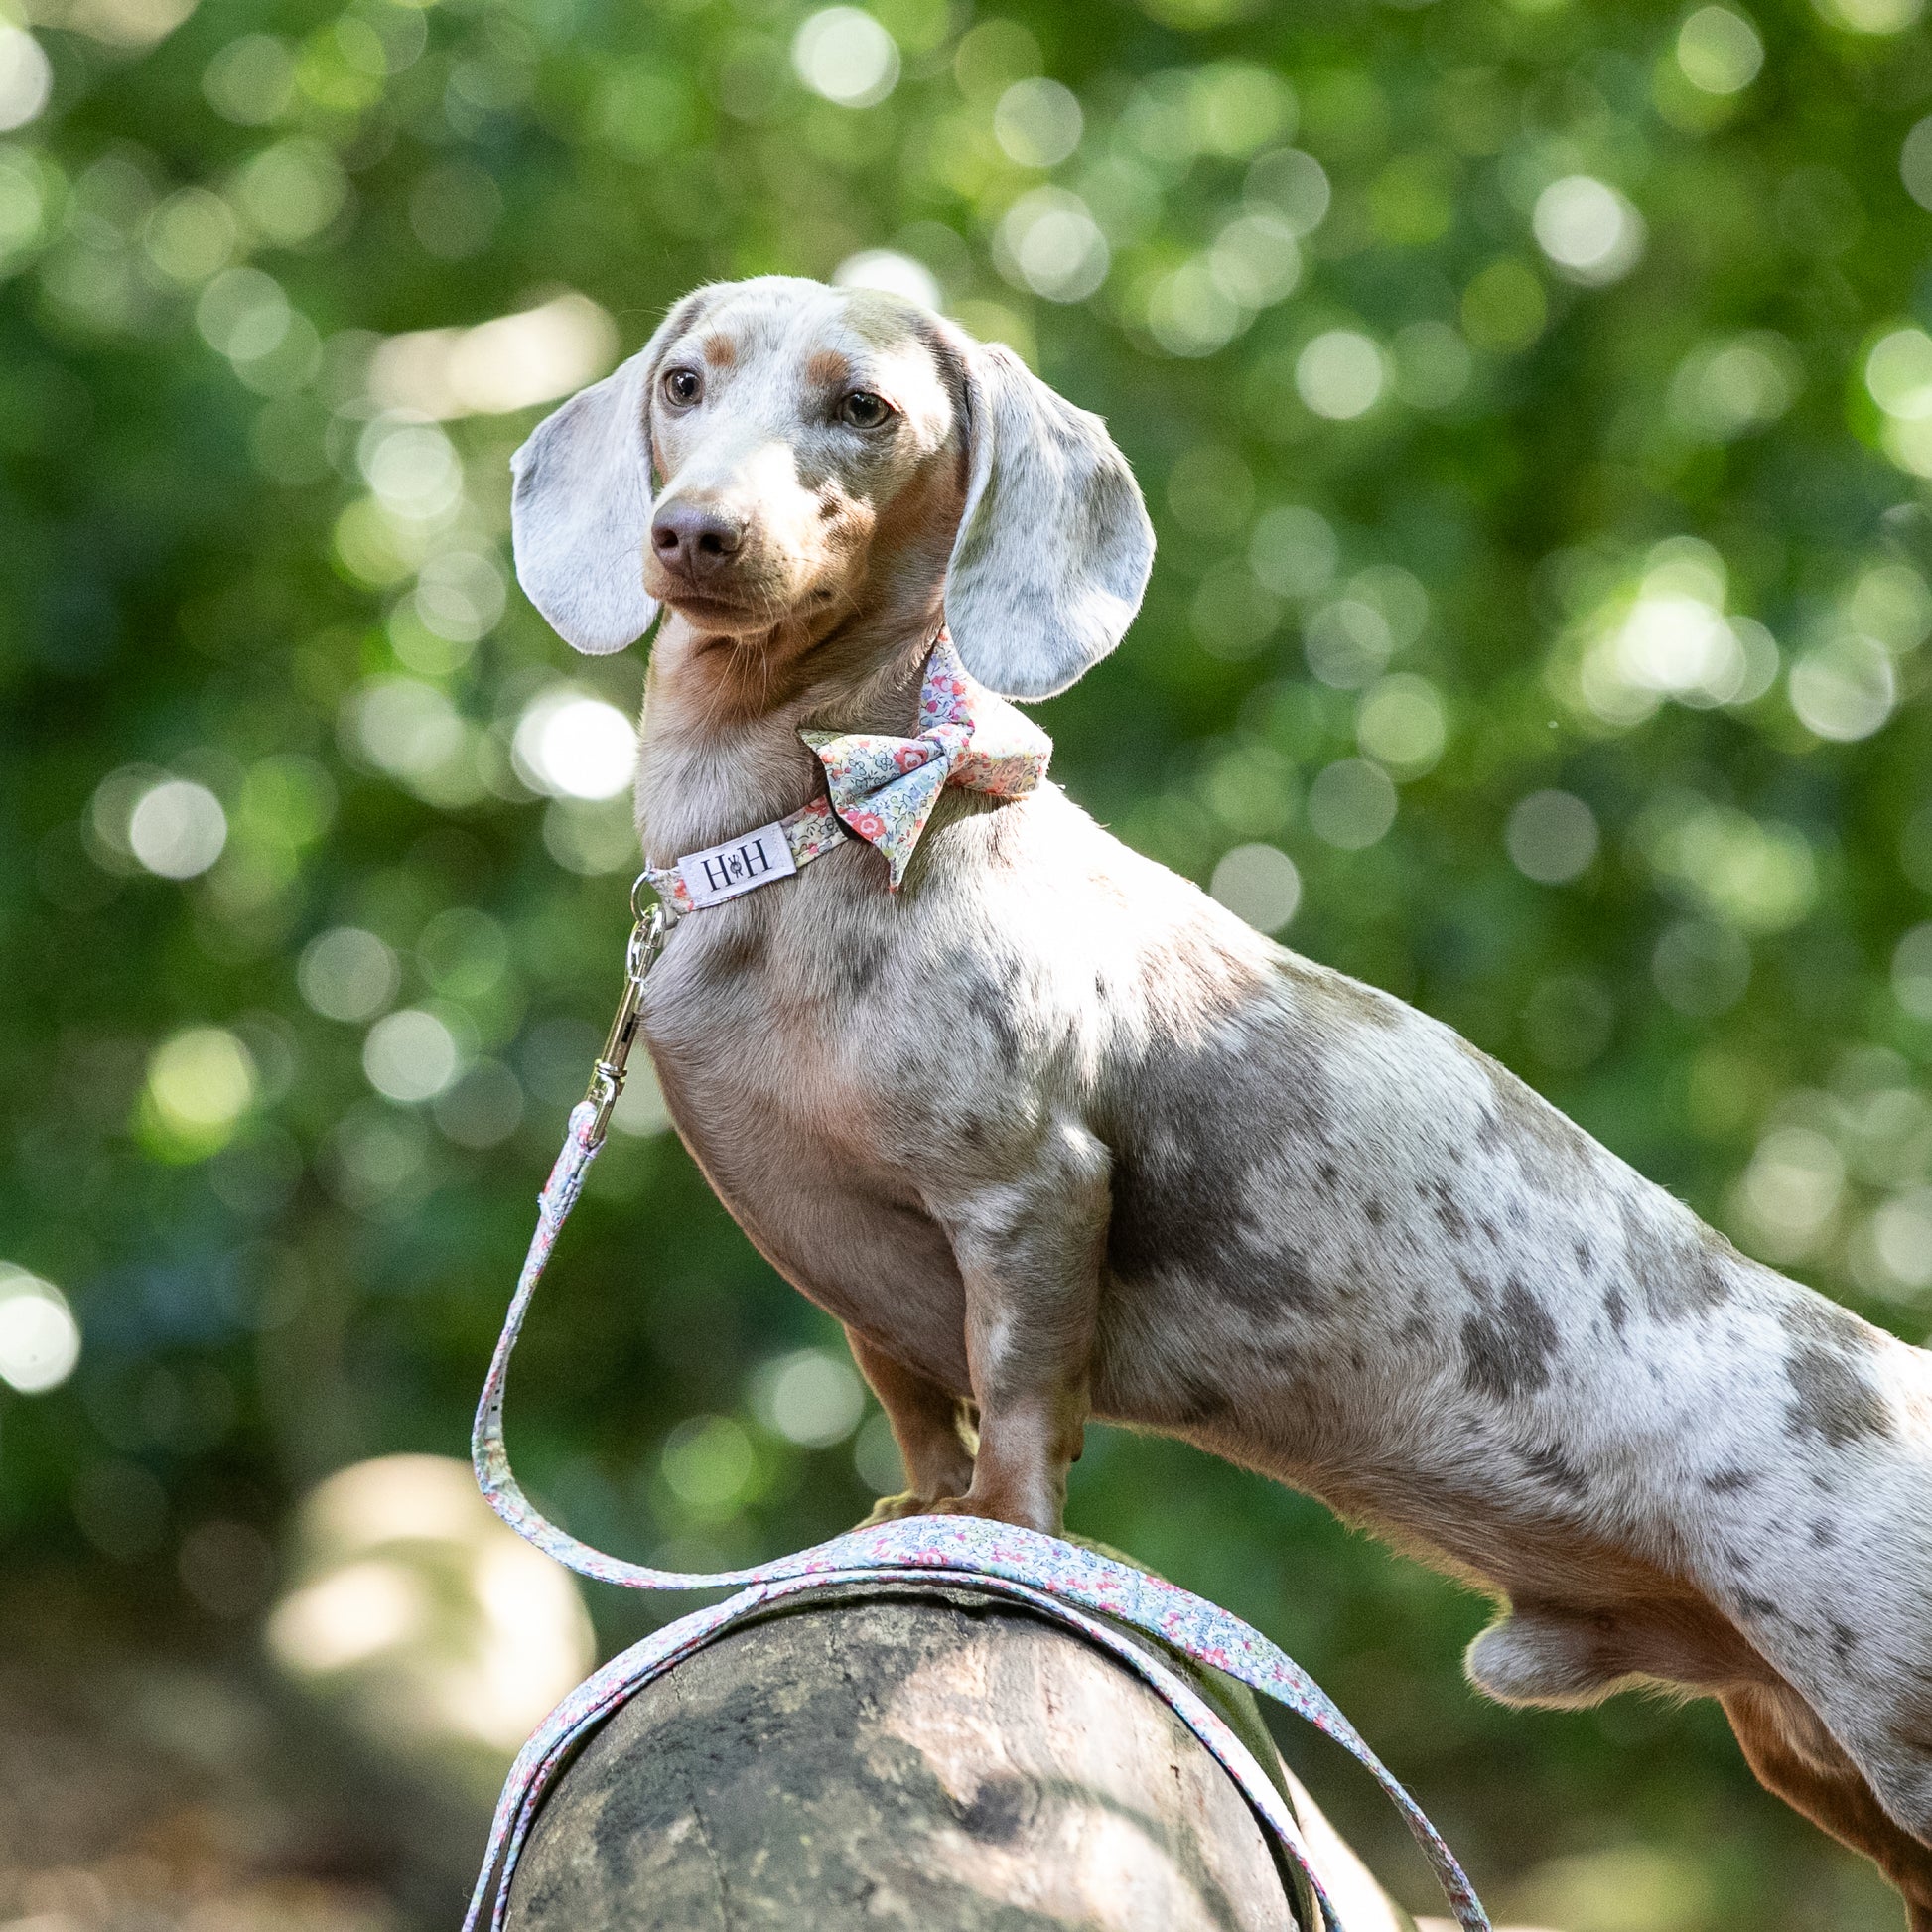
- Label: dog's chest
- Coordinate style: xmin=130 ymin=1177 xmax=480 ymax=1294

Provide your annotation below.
xmin=637 ymin=901 xmax=973 ymax=1380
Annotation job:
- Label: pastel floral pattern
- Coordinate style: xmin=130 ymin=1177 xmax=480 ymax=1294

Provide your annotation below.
xmin=800 ymin=635 xmax=1051 ymax=889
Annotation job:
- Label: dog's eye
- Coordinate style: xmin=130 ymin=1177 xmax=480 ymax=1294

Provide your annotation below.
xmin=840 ymin=390 xmax=894 ymax=430
xmin=662 ymin=367 xmax=703 ymax=407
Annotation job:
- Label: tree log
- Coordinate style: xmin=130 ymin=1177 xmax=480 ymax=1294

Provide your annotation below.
xmin=507 ymin=1583 xmax=1410 ymax=1932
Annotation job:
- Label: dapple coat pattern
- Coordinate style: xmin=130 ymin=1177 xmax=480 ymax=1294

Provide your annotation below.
xmin=510 ymin=275 xmax=1932 ymax=1921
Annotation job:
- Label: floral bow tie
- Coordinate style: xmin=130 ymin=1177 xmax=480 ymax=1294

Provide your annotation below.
xmin=800 ymin=636 xmax=1050 ymax=889
xmin=642 ymin=637 xmax=1050 ymax=915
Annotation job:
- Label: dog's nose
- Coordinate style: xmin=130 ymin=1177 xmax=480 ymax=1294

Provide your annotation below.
xmin=650 ymin=500 xmax=745 ymax=580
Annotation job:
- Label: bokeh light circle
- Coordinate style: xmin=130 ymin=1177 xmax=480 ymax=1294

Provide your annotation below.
xmin=1296 ymin=330 xmax=1385 ymax=419
xmin=1209 ymin=842 xmax=1302 ymax=932
xmin=1676 ymin=7 xmax=1764 ymax=93
xmin=1532 ymin=176 xmax=1645 ymax=285
xmin=512 ymin=690 xmax=638 ymax=800
xmin=128 ymin=779 xmax=227 ymax=879
xmin=363 ymin=1008 xmax=462 ymax=1104
xmin=0 ymin=27 xmax=52 ymax=132
xmin=0 ymin=1267 xmax=79 ymax=1395
xmin=792 ymin=8 xmax=899 ymax=108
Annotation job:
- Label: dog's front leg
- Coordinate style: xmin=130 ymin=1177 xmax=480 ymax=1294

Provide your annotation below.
xmin=846 ymin=1328 xmax=978 ymax=1522
xmin=924 ymin=1117 xmax=1112 ymax=1535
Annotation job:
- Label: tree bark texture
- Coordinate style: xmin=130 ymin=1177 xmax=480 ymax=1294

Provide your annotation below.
xmin=506 ymin=1583 xmax=1413 ymax=1932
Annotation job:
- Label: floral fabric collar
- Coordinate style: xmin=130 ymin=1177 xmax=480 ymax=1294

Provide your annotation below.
xmin=642 ymin=637 xmax=1051 ymax=915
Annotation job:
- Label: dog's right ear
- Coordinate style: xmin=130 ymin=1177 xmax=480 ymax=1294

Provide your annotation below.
xmin=509 ymin=289 xmax=714 ymax=656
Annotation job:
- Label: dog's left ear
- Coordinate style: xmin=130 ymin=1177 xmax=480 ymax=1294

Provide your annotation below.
xmin=509 ymin=287 xmax=716 ymax=655
xmin=941 ymin=339 xmax=1155 ymax=700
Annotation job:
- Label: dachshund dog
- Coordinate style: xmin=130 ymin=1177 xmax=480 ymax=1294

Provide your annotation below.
xmin=510 ymin=276 xmax=1932 ymax=1920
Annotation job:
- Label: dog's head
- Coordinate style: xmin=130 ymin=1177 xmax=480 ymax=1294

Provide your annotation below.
xmin=507 ymin=276 xmax=1154 ymax=699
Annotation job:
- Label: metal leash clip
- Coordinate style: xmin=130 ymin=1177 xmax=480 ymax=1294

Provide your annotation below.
xmin=583 ymin=874 xmax=670 ymax=1146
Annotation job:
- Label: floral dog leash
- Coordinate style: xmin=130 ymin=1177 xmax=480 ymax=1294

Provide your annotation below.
xmin=464 ymin=809 xmax=1494 ymax=1932
xmin=639 ymin=634 xmax=1049 ymax=913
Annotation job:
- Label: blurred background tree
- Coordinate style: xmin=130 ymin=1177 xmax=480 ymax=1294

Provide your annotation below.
xmin=4 ymin=0 xmax=1932 ymax=1923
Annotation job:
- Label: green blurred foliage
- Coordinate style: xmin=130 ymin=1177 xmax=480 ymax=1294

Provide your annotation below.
xmin=4 ymin=0 xmax=1932 ymax=1920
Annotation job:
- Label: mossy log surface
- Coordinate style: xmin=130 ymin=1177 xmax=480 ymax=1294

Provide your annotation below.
xmin=506 ymin=1584 xmax=1310 ymax=1931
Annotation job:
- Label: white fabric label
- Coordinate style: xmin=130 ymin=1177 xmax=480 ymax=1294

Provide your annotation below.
xmin=676 ymin=820 xmax=797 ymax=907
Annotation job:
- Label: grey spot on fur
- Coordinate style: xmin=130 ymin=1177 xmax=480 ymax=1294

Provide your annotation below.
xmin=1894 ymin=1684 xmax=1932 ymax=1755
xmin=1780 ymin=1292 xmax=1880 ymax=1354
xmin=708 ymin=916 xmax=769 ymax=979
xmin=1830 ymin=1620 xmax=1859 ymax=1665
xmin=1461 ymin=1041 xmax=1598 ymax=1192
xmin=1785 ymin=1342 xmax=1892 ymax=1447
xmin=1602 ymin=1284 xmax=1628 ymax=1334
xmin=1811 ymin=1518 xmax=1837 ymax=1547
xmin=1516 ymin=1438 xmax=1591 ymax=1497
xmin=1460 ymin=1279 xmax=1560 ymax=1402
xmin=1277 ymin=958 xmax=1405 ymax=1033
xmin=832 ymin=942 xmax=881 ymax=1003
xmin=1704 ymin=1467 xmax=1758 ymax=1493
xmin=1737 ymin=1592 xmax=1781 ymax=1623
xmin=1425 ymin=1179 xmax=1469 ymax=1242
xmin=960 ymin=972 xmax=1023 ymax=1073
xmin=1103 ymin=967 xmax=1333 ymax=1303
xmin=1270 ymin=1247 xmax=1337 ymax=1317
xmin=1617 ymin=1193 xmax=1732 ymax=1321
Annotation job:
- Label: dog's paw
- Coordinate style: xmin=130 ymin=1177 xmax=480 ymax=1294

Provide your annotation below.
xmin=925 ymin=1492 xmax=1062 ymax=1535
xmin=857 ymin=1490 xmax=959 ymax=1526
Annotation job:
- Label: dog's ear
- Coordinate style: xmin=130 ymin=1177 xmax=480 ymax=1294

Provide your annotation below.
xmin=509 ymin=289 xmax=715 ymax=655
xmin=941 ymin=339 xmax=1155 ymax=700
